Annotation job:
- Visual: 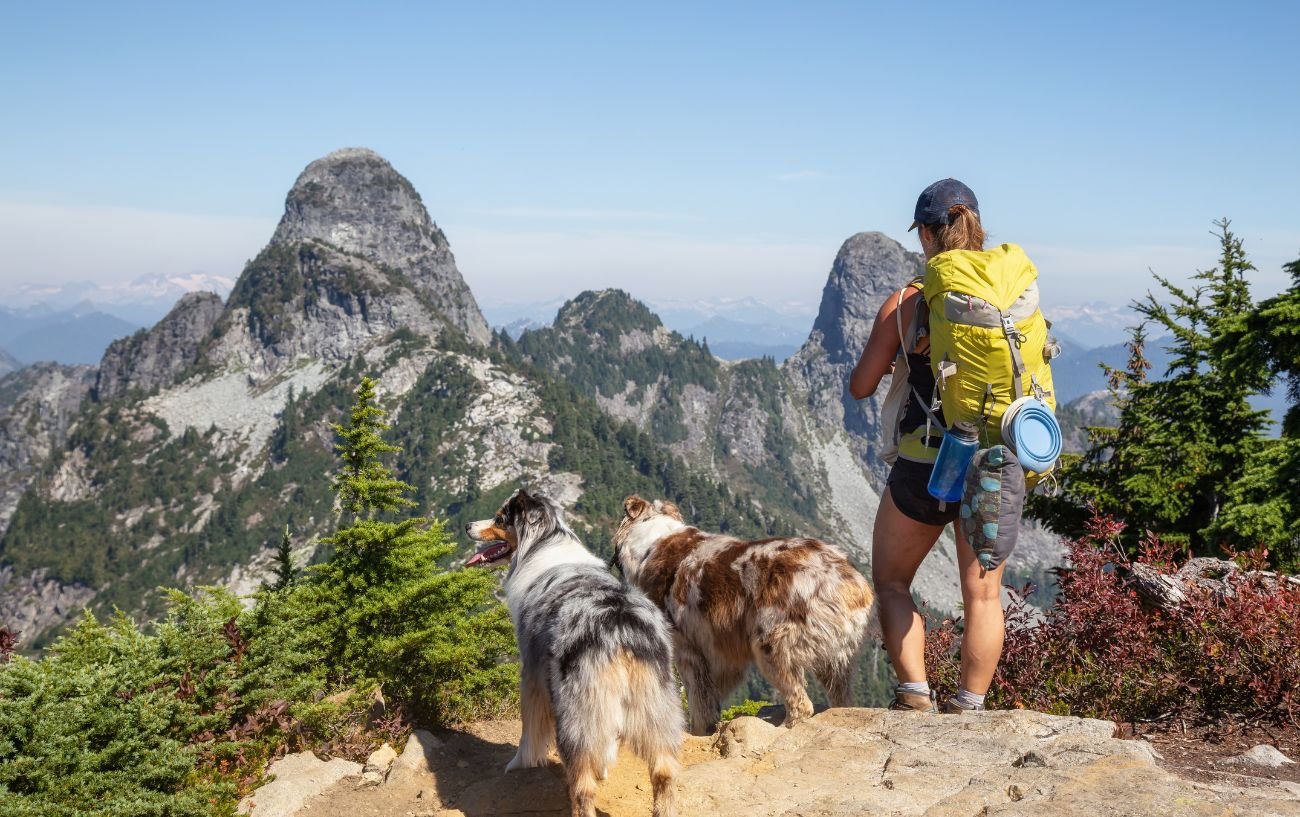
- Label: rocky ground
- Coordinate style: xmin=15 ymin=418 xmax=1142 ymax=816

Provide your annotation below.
xmin=241 ymin=707 xmax=1300 ymax=817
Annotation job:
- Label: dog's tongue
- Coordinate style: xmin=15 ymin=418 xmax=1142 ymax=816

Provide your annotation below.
xmin=466 ymin=541 xmax=510 ymax=567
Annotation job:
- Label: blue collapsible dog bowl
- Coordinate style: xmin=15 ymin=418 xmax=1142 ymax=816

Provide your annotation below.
xmin=1000 ymin=397 xmax=1062 ymax=472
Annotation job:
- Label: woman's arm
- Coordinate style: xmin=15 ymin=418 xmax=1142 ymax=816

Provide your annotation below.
xmin=849 ymin=286 xmax=921 ymax=399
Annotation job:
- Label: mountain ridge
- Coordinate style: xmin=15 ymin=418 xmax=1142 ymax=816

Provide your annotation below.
xmin=0 ymin=149 xmax=974 ymax=646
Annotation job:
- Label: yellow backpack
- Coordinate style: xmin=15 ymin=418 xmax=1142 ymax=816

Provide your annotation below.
xmin=919 ymin=243 xmax=1059 ymax=482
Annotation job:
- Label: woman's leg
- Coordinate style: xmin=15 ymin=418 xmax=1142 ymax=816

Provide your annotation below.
xmin=954 ymin=524 xmax=1006 ymax=695
xmin=871 ymin=487 xmax=945 ymax=685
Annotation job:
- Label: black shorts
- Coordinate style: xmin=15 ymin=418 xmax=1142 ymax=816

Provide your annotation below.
xmin=886 ymin=459 xmax=960 ymax=527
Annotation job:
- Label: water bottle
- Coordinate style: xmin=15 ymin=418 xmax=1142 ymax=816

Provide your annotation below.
xmin=927 ymin=421 xmax=980 ymax=503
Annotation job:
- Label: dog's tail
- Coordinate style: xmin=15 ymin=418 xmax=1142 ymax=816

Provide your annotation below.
xmin=555 ymin=645 xmax=683 ymax=817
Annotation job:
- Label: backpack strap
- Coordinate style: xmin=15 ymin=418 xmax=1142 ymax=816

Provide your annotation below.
xmin=899 ymin=280 xmax=945 ymax=433
xmin=896 ymin=278 xmax=924 ymax=351
xmin=1000 ymin=312 xmax=1028 ymax=400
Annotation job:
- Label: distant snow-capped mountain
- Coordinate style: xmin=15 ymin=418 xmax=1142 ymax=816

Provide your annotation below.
xmin=0 ymin=273 xmax=234 ymax=326
xmin=1045 ymin=301 xmax=1147 ymax=349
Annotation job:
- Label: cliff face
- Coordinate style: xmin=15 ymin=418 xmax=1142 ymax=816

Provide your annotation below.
xmin=270 ymin=148 xmax=491 ymax=345
xmin=784 ymin=231 xmax=924 ymax=481
xmin=0 ymin=363 xmax=96 ymax=533
xmin=93 ymin=291 xmax=225 ymax=401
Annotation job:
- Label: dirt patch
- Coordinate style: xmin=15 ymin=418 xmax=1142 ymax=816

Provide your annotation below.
xmin=1122 ymin=719 xmax=1300 ymax=786
xmin=295 ymin=719 xmax=719 ymax=817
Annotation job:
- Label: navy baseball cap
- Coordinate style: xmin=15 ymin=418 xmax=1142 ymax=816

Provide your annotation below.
xmin=908 ymin=178 xmax=979 ymax=231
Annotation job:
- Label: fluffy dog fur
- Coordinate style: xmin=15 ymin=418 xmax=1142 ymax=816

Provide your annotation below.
xmin=467 ymin=490 xmax=683 ymax=817
xmin=614 ymin=496 xmax=874 ymax=735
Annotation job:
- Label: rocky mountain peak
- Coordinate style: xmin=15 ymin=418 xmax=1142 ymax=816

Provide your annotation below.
xmin=93 ymin=291 xmax=224 ymax=402
xmin=809 ymin=231 xmax=923 ymax=364
xmin=782 ymin=232 xmax=924 ymax=488
xmin=270 ymin=147 xmax=490 ymax=344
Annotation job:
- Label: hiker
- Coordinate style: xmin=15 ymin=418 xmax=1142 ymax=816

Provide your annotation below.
xmin=849 ymin=178 xmax=1058 ymax=714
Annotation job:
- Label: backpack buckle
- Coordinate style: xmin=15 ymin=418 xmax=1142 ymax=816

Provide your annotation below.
xmin=1001 ymin=315 xmax=1026 ymax=349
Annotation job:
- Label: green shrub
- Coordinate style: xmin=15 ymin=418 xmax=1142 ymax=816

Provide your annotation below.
xmin=0 ymin=607 xmax=241 ymax=817
xmin=719 ymin=699 xmax=772 ymax=722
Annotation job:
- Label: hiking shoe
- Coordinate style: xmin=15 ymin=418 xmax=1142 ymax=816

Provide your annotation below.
xmin=889 ymin=688 xmax=937 ymax=713
xmin=941 ymin=696 xmax=986 ymax=714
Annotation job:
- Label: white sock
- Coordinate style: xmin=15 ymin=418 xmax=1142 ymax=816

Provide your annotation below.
xmin=954 ymin=688 xmax=986 ymax=708
xmin=898 ymin=681 xmax=931 ymax=696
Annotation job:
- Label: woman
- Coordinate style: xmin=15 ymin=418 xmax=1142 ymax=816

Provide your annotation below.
xmin=849 ymin=178 xmax=1038 ymax=714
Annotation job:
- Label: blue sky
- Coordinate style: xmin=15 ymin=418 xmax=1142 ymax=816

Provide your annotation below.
xmin=2 ymin=0 xmax=1298 ymax=310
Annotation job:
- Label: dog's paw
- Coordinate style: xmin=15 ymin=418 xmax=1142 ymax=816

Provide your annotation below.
xmin=598 ymin=766 xmax=609 ymax=781
xmin=506 ymin=751 xmax=548 ymax=773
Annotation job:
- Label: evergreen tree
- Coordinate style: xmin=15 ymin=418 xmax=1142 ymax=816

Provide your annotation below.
xmin=331 ymin=376 xmax=416 ymax=516
xmin=1029 ymin=222 xmax=1276 ymax=556
xmin=1208 ymin=252 xmax=1300 ymax=567
xmin=269 ymin=525 xmax=295 ymax=591
xmin=1246 ymin=256 xmax=1300 ymax=435
xmin=298 ymin=377 xmax=517 ymax=723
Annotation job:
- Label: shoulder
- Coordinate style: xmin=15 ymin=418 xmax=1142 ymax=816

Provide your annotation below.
xmin=877 ymin=282 xmax=924 ymax=320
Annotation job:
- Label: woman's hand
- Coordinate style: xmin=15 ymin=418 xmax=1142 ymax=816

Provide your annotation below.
xmin=848 ymin=286 xmax=921 ymax=400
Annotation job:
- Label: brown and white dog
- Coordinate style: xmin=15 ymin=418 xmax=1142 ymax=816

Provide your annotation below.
xmin=614 ymin=496 xmax=874 ymax=735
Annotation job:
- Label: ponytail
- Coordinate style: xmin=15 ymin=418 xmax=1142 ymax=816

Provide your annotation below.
xmin=933 ymin=204 xmax=985 ymax=252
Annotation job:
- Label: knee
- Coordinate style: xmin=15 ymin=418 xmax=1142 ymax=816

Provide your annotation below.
xmin=873 ymin=575 xmax=914 ymax=604
xmin=962 ymin=575 xmax=1003 ymax=605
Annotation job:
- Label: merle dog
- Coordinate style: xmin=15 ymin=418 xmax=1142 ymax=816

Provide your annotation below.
xmin=467 ymin=490 xmax=683 ymax=817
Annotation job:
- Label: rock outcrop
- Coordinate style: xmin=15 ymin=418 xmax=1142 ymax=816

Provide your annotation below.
xmin=236 ymin=751 xmax=362 ymax=817
xmin=275 ymin=709 xmax=1300 ymax=817
xmin=0 ymin=362 xmax=95 ymax=533
xmin=780 ymin=233 xmax=962 ymax=608
xmin=678 ymin=709 xmax=1300 ymax=816
xmin=93 ymin=291 xmax=224 ymax=401
xmin=0 ymin=363 xmax=97 ymax=637
xmin=270 ymin=147 xmax=490 ymax=345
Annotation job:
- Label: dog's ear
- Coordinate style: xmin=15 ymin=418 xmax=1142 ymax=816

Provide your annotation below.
xmin=504 ymin=489 xmax=532 ymax=525
xmin=656 ymin=500 xmax=684 ymax=522
xmin=623 ymin=495 xmax=650 ymax=520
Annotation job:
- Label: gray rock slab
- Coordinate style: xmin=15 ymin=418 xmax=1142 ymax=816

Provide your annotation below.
xmin=237 ymin=751 xmax=361 ymax=816
xmin=388 ymin=729 xmax=444 ymax=783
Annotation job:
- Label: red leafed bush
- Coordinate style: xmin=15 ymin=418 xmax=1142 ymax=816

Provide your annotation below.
xmin=925 ymin=511 xmax=1300 ymax=726
xmin=0 ymin=625 xmax=17 ymax=662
